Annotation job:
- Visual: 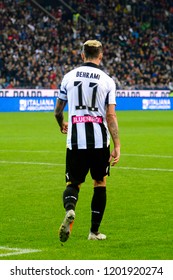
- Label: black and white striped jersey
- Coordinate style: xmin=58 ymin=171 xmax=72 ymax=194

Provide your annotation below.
xmin=58 ymin=62 xmax=116 ymax=150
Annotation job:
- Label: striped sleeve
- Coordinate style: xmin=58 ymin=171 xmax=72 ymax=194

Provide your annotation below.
xmin=106 ymin=78 xmax=116 ymax=105
xmin=58 ymin=77 xmax=67 ymax=101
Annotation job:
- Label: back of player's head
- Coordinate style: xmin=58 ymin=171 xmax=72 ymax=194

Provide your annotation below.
xmin=82 ymin=40 xmax=103 ymax=59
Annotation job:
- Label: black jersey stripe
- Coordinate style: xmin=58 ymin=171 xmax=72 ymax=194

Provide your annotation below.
xmin=99 ymin=123 xmax=107 ymax=148
xmin=71 ymin=123 xmax=78 ymax=149
xmin=85 ymin=122 xmax=95 ymax=149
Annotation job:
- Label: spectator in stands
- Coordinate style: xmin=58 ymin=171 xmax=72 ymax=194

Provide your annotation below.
xmin=0 ymin=0 xmax=172 ymax=90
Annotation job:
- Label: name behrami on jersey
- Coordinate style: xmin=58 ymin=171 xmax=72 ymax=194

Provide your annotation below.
xmin=58 ymin=62 xmax=116 ymax=150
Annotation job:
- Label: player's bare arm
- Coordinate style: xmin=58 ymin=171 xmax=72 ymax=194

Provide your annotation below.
xmin=54 ymin=99 xmax=68 ymax=134
xmin=106 ymin=104 xmax=120 ymax=166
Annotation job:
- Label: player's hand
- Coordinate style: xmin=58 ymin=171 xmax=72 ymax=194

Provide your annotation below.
xmin=109 ymin=146 xmax=120 ymax=166
xmin=60 ymin=122 xmax=68 ymax=134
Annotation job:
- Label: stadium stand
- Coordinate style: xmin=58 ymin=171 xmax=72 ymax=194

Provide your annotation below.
xmin=0 ymin=0 xmax=173 ymax=90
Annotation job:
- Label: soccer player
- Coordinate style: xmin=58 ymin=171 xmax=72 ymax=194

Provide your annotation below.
xmin=54 ymin=40 xmax=120 ymax=242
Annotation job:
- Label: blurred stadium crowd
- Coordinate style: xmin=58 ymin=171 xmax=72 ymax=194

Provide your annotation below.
xmin=0 ymin=0 xmax=173 ymax=90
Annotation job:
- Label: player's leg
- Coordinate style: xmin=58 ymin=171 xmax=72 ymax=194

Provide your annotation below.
xmin=59 ymin=149 xmax=89 ymax=242
xmin=88 ymin=178 xmax=107 ymax=240
xmin=59 ymin=182 xmax=80 ymax=242
xmin=88 ymin=147 xmax=110 ymax=240
xmin=63 ymin=149 xmax=88 ymax=212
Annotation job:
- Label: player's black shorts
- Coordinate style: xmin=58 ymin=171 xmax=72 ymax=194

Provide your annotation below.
xmin=65 ymin=146 xmax=110 ymax=185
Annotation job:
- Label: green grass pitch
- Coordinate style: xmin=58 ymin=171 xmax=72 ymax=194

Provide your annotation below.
xmin=0 ymin=110 xmax=173 ymax=260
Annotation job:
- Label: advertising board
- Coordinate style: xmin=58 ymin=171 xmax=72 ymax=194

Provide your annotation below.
xmin=0 ymin=97 xmax=172 ymax=112
xmin=0 ymin=89 xmax=170 ymax=98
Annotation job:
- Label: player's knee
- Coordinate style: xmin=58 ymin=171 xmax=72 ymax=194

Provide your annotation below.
xmin=94 ymin=178 xmax=106 ymax=187
xmin=66 ymin=183 xmax=80 ymax=191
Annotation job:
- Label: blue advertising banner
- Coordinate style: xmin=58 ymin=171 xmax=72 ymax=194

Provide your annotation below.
xmin=117 ymin=97 xmax=172 ymax=111
xmin=0 ymin=98 xmax=55 ymax=112
xmin=0 ymin=97 xmax=173 ymax=112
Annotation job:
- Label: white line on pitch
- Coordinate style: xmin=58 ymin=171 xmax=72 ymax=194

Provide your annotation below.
xmin=0 ymin=160 xmax=64 ymax=166
xmin=0 ymin=160 xmax=173 ymax=172
xmin=0 ymin=149 xmax=65 ymax=153
xmin=0 ymin=150 xmax=172 ymax=159
xmin=0 ymin=246 xmax=41 ymax=257
xmin=122 ymin=153 xmax=173 ymax=158
xmin=117 ymin=166 xmax=173 ymax=172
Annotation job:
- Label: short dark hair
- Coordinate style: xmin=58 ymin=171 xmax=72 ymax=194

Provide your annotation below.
xmin=82 ymin=40 xmax=103 ymax=59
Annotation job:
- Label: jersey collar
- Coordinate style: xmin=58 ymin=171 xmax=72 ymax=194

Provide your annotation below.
xmin=82 ymin=62 xmax=100 ymax=69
